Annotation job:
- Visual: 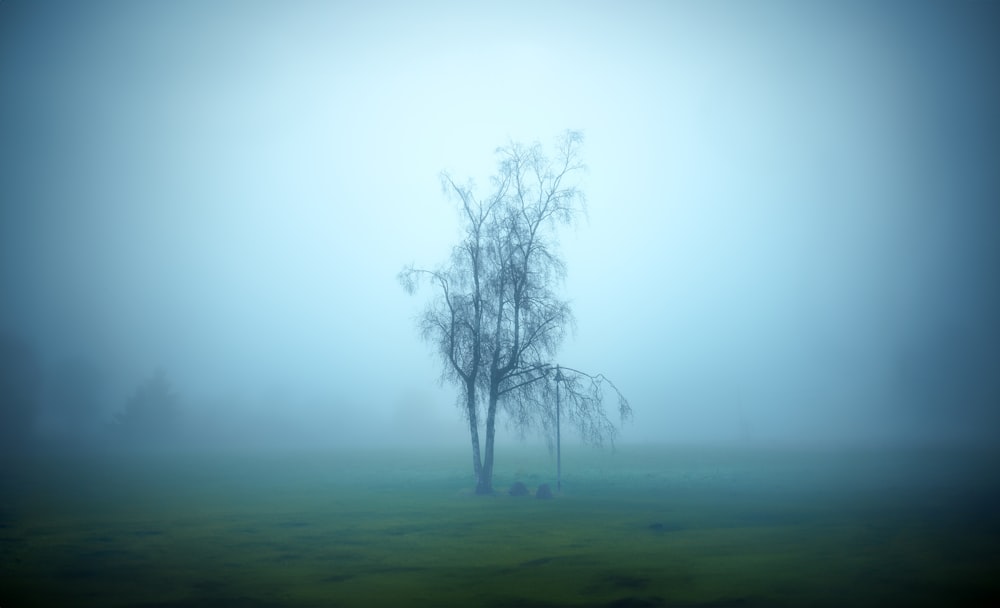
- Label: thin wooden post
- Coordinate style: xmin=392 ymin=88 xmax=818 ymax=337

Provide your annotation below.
xmin=555 ymin=365 xmax=562 ymax=492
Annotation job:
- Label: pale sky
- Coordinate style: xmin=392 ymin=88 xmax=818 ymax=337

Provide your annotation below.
xmin=2 ymin=1 xmax=998 ymax=447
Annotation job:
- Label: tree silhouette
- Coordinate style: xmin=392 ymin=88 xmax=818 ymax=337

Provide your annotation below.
xmin=47 ymin=356 xmax=105 ymax=439
xmin=402 ymin=132 xmax=630 ymax=493
xmin=112 ymin=369 xmax=180 ymax=442
xmin=0 ymin=330 xmax=42 ymax=454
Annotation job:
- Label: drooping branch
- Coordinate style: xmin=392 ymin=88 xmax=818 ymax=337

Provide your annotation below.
xmin=556 ymin=365 xmax=633 ymax=423
xmin=501 ymin=363 xmax=631 ymax=448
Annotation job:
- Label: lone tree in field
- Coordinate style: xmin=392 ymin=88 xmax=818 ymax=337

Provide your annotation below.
xmin=401 ymin=131 xmax=630 ymax=494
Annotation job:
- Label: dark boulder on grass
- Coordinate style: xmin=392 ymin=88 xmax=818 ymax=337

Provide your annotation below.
xmin=509 ymin=481 xmax=530 ymax=496
xmin=535 ymin=483 xmax=554 ymax=499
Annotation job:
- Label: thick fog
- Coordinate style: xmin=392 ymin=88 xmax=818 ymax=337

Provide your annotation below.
xmin=1 ymin=1 xmax=998 ymax=451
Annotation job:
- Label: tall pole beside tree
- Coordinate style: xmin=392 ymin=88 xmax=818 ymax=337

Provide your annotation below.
xmin=401 ymin=131 xmax=631 ymax=494
xmin=556 ymin=365 xmax=562 ymax=491
xmin=544 ymin=364 xmax=630 ymax=493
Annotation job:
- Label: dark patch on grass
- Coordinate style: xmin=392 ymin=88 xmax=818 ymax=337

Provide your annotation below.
xmin=80 ymin=548 xmax=137 ymax=560
xmin=731 ymin=511 xmax=804 ymax=527
xmin=56 ymin=565 xmax=100 ymax=580
xmin=605 ymin=598 xmax=762 ymax=608
xmin=133 ymin=529 xmax=164 ymax=537
xmin=487 ymin=598 xmax=567 ymax=608
xmin=57 ymin=552 xmax=145 ymax=580
xmin=369 ymin=565 xmax=424 ymax=574
xmin=129 ymin=598 xmax=286 ymax=608
xmin=385 ymin=523 xmax=425 ymax=535
xmin=324 ymin=573 xmax=354 ymax=582
xmin=191 ymin=579 xmax=226 ymax=592
xmin=520 ymin=556 xmax=555 ymax=567
xmin=690 ymin=598 xmax=768 ymax=607
xmin=605 ymin=574 xmax=651 ymax=590
xmin=648 ymin=522 xmax=683 ymax=532
xmin=275 ymin=520 xmax=310 ymax=528
xmin=605 ymin=597 xmax=664 ymax=608
xmin=318 ymin=550 xmax=363 ymax=562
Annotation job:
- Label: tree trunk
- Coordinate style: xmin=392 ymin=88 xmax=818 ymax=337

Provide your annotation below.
xmin=477 ymin=391 xmax=499 ymax=494
xmin=466 ymin=379 xmax=483 ymax=485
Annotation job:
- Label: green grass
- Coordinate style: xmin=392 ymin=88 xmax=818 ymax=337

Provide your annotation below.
xmin=1 ymin=443 xmax=998 ymax=607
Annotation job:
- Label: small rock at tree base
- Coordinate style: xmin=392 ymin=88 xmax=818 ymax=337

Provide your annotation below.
xmin=535 ymin=483 xmax=554 ymax=499
xmin=508 ymin=481 xmax=529 ymax=496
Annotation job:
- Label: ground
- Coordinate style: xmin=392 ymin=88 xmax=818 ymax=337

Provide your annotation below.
xmin=1 ymin=443 xmax=998 ymax=607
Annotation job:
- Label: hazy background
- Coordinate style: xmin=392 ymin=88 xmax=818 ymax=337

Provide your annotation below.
xmin=1 ymin=1 xmax=998 ymax=451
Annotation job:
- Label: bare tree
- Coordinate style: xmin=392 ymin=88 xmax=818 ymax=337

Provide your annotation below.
xmin=401 ymin=131 xmax=631 ymax=494
xmin=48 ymin=356 xmax=105 ymax=439
xmin=111 ymin=369 xmax=180 ymax=443
xmin=0 ymin=330 xmax=42 ymax=455
xmin=400 ymin=167 xmax=510 ymax=486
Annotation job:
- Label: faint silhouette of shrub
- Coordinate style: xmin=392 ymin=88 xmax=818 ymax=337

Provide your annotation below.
xmin=47 ymin=356 xmax=105 ymax=435
xmin=112 ymin=369 xmax=179 ymax=441
xmin=508 ymin=481 xmax=529 ymax=496
xmin=0 ymin=330 xmax=42 ymax=453
xmin=535 ymin=483 xmax=554 ymax=499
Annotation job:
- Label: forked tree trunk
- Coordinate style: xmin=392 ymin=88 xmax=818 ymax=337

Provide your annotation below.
xmin=466 ymin=379 xmax=484 ymax=484
xmin=476 ymin=393 xmax=500 ymax=494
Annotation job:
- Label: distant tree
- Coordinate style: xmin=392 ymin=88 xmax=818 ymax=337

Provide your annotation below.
xmin=112 ymin=369 xmax=180 ymax=442
xmin=0 ymin=330 xmax=42 ymax=454
xmin=47 ymin=356 xmax=105 ymax=438
xmin=401 ymin=132 xmax=631 ymax=494
xmin=894 ymin=326 xmax=1000 ymax=441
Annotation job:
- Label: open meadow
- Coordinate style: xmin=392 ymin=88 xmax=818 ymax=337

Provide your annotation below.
xmin=2 ymin=443 xmax=998 ymax=607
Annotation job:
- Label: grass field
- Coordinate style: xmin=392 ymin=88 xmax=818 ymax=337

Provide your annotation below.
xmin=1 ymin=443 xmax=998 ymax=607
